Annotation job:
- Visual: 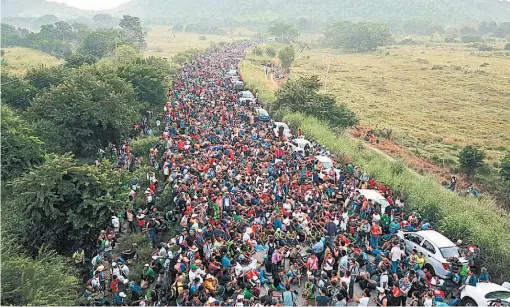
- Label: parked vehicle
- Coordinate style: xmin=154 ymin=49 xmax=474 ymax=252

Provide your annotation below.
xmin=357 ymin=189 xmax=390 ymax=215
xmin=255 ymin=108 xmax=270 ymax=122
xmin=314 ymin=155 xmax=342 ymax=179
xmin=226 ymin=69 xmax=238 ymax=77
xmin=286 ymin=138 xmax=311 ymax=153
xmin=461 ymin=282 xmax=510 ymax=306
xmin=273 ymin=122 xmax=292 ymax=138
xmin=239 ymin=90 xmax=255 ymax=104
xmin=234 ymin=80 xmax=244 ymax=90
xmin=396 ymin=230 xmax=468 ymax=278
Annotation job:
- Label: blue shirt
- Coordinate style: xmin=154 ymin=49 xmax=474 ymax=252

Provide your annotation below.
xmin=312 ymin=241 xmax=325 ymax=254
xmin=221 ymin=256 xmax=231 ymax=268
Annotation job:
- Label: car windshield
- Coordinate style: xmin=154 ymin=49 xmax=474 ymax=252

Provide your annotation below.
xmin=258 ymin=109 xmax=269 ymax=116
xmin=486 ymin=291 xmax=510 ymax=300
xmin=322 ymin=161 xmax=333 ymax=169
xmin=440 ymin=246 xmax=460 ymax=259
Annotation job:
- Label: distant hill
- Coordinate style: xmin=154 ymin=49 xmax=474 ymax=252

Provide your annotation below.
xmin=108 ymin=0 xmax=510 ymax=24
xmin=3 ymin=0 xmax=510 ymax=25
xmin=1 ymin=0 xmax=90 ymax=18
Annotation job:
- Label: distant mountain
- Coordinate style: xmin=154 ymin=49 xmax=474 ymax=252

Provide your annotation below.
xmin=107 ymin=0 xmax=510 ymax=24
xmin=3 ymin=0 xmax=510 ymax=25
xmin=1 ymin=0 xmax=90 ymax=18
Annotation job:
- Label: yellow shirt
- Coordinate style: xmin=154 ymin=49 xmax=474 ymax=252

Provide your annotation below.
xmin=416 ymin=256 xmax=425 ymax=268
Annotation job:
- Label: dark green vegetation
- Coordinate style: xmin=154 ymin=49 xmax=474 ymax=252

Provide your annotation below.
xmin=272 ymin=75 xmax=358 ymax=129
xmin=1 ymin=20 xmax=173 ymax=305
xmin=322 ymin=21 xmax=392 ymax=52
xmin=1 ymin=15 xmax=145 ymax=61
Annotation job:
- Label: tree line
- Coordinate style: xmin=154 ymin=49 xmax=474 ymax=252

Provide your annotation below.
xmin=1 ymin=20 xmax=172 ymax=304
xmin=1 ymin=15 xmax=146 ymax=60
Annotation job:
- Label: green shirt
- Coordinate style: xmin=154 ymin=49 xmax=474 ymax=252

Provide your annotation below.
xmin=145 ymin=267 xmax=156 ymax=278
xmin=381 ymin=215 xmax=390 ymax=227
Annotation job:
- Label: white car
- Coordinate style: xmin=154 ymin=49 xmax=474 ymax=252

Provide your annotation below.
xmin=226 ymin=69 xmax=238 ymax=77
xmin=461 ymin=282 xmax=510 ymax=306
xmin=239 ymin=90 xmax=255 ymax=104
xmin=274 ymin=122 xmax=292 ymax=138
xmin=396 ymin=230 xmax=468 ymax=278
xmin=286 ymin=138 xmax=311 ymax=153
xmin=315 ymin=155 xmax=341 ymax=179
xmin=357 ymin=189 xmax=390 ymax=215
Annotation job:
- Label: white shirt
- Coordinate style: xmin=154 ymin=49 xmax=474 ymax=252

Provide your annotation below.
xmin=358 ymin=297 xmax=370 ymax=307
xmin=390 ymin=246 xmax=404 ymax=262
xmin=380 ymin=273 xmax=389 ymax=289
xmin=424 ymin=298 xmax=433 ymax=307
xmin=372 ymin=213 xmax=381 ymax=223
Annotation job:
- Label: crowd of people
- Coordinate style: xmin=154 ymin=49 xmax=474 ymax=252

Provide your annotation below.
xmin=82 ymin=42 xmax=493 ymax=306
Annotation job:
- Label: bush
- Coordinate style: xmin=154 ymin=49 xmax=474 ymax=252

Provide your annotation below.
xmin=284 ymin=113 xmax=510 ymax=282
xmin=252 ymin=46 xmax=264 ymax=56
xmin=504 ymin=43 xmax=510 ymax=51
xmin=478 ymin=44 xmax=493 ymax=51
xmin=266 ymin=46 xmax=277 ymax=57
xmin=461 ymin=35 xmax=484 ymax=43
xmin=199 ymin=35 xmax=207 ymax=41
xmin=131 ymin=135 xmax=159 ymax=158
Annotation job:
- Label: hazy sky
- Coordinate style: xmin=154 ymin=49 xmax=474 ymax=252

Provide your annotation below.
xmin=47 ymin=0 xmax=132 ymax=10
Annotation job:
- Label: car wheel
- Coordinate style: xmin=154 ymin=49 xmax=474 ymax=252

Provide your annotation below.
xmin=461 ymin=297 xmax=478 ymax=306
xmin=424 ymin=263 xmax=436 ymax=276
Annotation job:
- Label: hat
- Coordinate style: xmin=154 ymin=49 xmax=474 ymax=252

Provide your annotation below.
xmin=191 ymin=213 xmax=198 ymax=218
xmin=144 ymin=263 xmax=149 ymax=267
xmin=456 ymin=239 xmax=462 ymax=244
xmin=206 ymin=274 xmax=214 ymax=279
xmin=97 ymin=265 xmax=104 ymax=272
xmin=137 ymin=213 xmax=145 ymax=219
xmin=191 ymin=264 xmax=198 ymax=270
xmin=112 ymin=262 xmax=117 ymax=266
xmin=119 ymin=292 xmax=127 ymax=298
xmin=207 ymin=297 xmax=216 ymax=304
xmin=252 ymin=275 xmax=259 ymax=281
xmin=190 ymin=245 xmax=199 ymax=252
xmin=376 ymin=287 xmax=385 ymax=293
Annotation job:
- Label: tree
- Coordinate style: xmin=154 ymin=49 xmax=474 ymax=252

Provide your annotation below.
xmin=9 ymin=154 xmax=129 ymax=255
xmin=266 ymin=46 xmax=277 ymax=57
xmin=0 ymin=71 xmax=37 ymax=110
xmin=268 ymin=22 xmax=299 ymax=43
xmin=25 ymin=65 xmax=71 ymax=90
xmin=278 ymin=45 xmax=296 ymax=70
xmin=116 ymin=60 xmax=168 ymax=109
xmin=64 ymin=52 xmax=97 ymax=68
xmin=27 ymin=66 xmax=139 ymax=157
xmin=274 ymin=75 xmax=358 ymax=128
xmin=458 ymin=146 xmax=486 ymax=179
xmin=504 ymin=43 xmax=510 ymax=51
xmin=500 ymin=153 xmax=510 ymax=181
xmin=79 ymin=28 xmax=124 ymax=60
xmin=479 ymin=20 xmax=498 ymax=34
xmin=119 ymin=15 xmax=146 ymax=49
xmin=1 ymin=243 xmax=80 ymax=306
xmin=92 ymin=14 xmax=118 ymax=28
xmin=1 ymin=106 xmax=45 ymax=180
xmin=323 ymin=21 xmax=392 ymax=52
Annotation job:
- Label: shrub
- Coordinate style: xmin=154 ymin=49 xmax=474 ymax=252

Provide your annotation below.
xmin=266 ymin=46 xmax=277 ymax=57
xmin=252 ymin=46 xmax=264 ymax=56
xmin=504 ymin=43 xmax=510 ymax=51
xmin=478 ymin=44 xmax=493 ymax=51
xmin=199 ymin=35 xmax=207 ymax=41
xmin=284 ymin=113 xmax=510 ymax=282
xmin=131 ymin=135 xmax=159 ymax=158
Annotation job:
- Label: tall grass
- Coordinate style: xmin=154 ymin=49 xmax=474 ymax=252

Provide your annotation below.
xmin=285 ymin=113 xmax=510 ymax=282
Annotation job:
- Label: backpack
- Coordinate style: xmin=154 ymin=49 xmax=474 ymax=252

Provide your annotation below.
xmin=459 ymin=265 xmax=469 ymax=277
xmin=302 ymin=282 xmax=315 ymax=299
xmin=268 ymin=242 xmax=276 ymax=256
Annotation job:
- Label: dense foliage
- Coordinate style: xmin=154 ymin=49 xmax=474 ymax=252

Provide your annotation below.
xmin=268 ymin=22 xmax=299 ymax=42
xmin=277 ymin=45 xmax=296 ymax=70
xmin=9 ymin=154 xmax=129 ymax=255
xmin=322 ymin=21 xmax=392 ymax=52
xmin=1 ymin=106 xmax=45 ymax=180
xmin=27 ymin=67 xmax=139 ymax=157
xmin=274 ymin=75 xmax=358 ymax=128
xmin=1 ymin=243 xmax=80 ymax=306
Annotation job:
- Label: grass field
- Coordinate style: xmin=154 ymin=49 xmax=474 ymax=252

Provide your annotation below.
xmin=1 ymin=47 xmax=64 ymax=75
xmin=144 ymin=26 xmax=253 ymax=60
xmin=291 ymin=44 xmax=510 ymax=166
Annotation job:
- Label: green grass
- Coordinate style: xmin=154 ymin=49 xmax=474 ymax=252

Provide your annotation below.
xmin=2 ymin=47 xmax=64 ymax=76
xmin=284 ymin=113 xmax=510 ymax=282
